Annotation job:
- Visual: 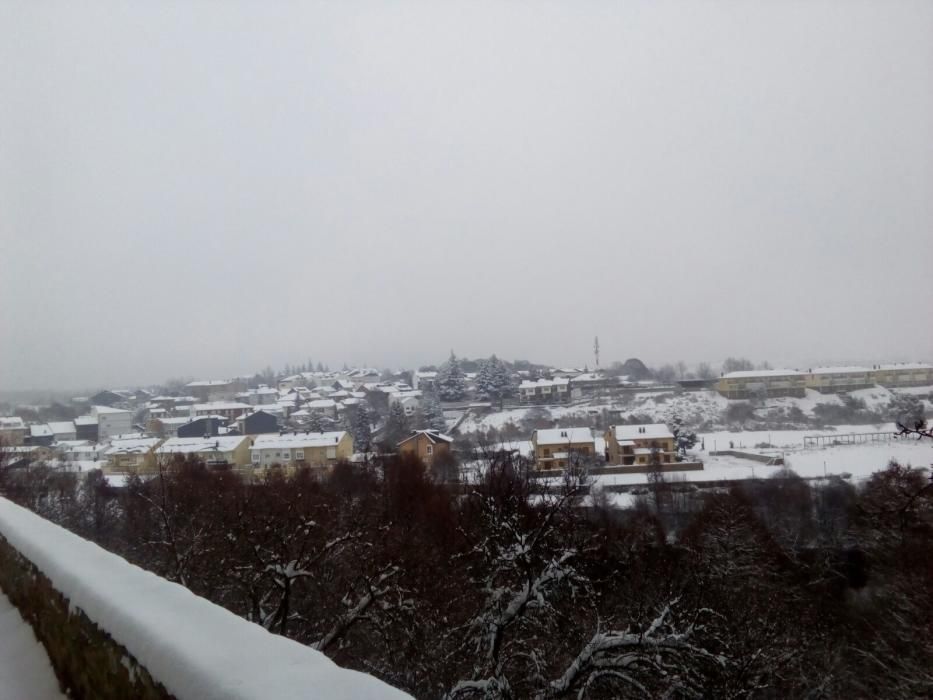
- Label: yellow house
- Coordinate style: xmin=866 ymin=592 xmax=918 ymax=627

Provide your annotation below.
xmin=531 ymin=428 xmax=594 ymax=469
xmin=715 ymin=370 xmax=806 ymax=399
xmin=156 ymin=436 xmax=253 ymax=469
xmin=103 ymin=437 xmax=162 ymax=473
xmin=250 ymin=431 xmax=354 ymax=471
xmin=0 ymin=417 xmax=28 ymax=446
xmin=604 ymin=424 xmax=676 ymax=466
xmin=397 ymin=430 xmax=453 ymax=467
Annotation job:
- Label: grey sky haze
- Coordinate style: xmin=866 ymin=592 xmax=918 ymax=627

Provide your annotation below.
xmin=2 ymin=1 xmax=932 ymax=391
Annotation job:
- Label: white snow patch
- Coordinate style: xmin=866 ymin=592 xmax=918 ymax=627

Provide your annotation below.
xmin=0 ymin=592 xmax=64 ymax=700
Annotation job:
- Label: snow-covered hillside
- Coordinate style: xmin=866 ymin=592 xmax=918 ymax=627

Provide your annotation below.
xmin=455 ymin=386 xmax=933 ymax=436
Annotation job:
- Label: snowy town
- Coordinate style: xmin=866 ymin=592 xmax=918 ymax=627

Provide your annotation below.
xmin=2 ymin=352 xmax=932 ymax=698
xmin=2 ymin=355 xmax=931 ymax=490
xmin=3 ymin=1 xmax=932 ymax=698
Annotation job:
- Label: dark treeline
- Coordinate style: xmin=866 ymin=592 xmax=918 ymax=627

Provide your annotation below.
xmin=2 ymin=453 xmax=931 ymax=699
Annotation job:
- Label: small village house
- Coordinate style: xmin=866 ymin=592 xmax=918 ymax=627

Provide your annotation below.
xmin=604 ymin=424 xmax=676 ymax=466
xmin=397 ymin=430 xmax=454 ymax=468
xmin=531 ymin=428 xmax=595 ymax=469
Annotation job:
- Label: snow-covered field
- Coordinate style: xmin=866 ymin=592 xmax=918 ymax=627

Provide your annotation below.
xmin=697 ymin=423 xmax=899 ymax=451
xmin=0 ymin=593 xmax=63 ymax=700
xmin=587 ymin=428 xmax=931 ymax=491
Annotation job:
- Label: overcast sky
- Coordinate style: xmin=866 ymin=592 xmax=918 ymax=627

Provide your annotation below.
xmin=2 ymin=1 xmax=932 ymax=391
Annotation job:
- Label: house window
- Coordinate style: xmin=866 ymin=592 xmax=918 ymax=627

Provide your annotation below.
xmin=543 ymin=448 xmax=550 ymax=457
xmin=426 ymin=445 xmax=433 ymax=455
xmin=326 ymin=447 xmax=336 ymax=459
xmin=295 ymin=450 xmax=304 ymax=460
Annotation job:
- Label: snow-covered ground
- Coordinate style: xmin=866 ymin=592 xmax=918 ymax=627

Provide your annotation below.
xmin=0 ymin=593 xmax=63 ymax=700
xmin=697 ymin=423 xmax=899 ymax=451
xmin=587 ymin=432 xmax=931 ymax=491
xmin=456 ymin=386 xmax=933 ymax=436
xmin=512 ymin=423 xmax=931 ymax=497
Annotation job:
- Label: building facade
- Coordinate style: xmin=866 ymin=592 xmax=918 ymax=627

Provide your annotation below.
xmin=92 ymin=406 xmax=133 ymax=442
xmin=156 ymin=436 xmax=253 ymax=468
xmin=715 ymin=370 xmax=806 ymax=399
xmin=397 ymin=430 xmax=453 ymax=467
xmin=250 ymin=431 xmax=353 ymax=470
xmin=531 ymin=427 xmax=595 ymax=469
xmin=604 ymin=424 xmax=676 ymax=466
xmin=518 ymin=378 xmax=570 ymax=404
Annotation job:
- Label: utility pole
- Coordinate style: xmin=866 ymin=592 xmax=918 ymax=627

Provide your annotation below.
xmin=593 ymin=335 xmax=600 ymax=369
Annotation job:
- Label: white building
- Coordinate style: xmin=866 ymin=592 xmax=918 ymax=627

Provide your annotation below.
xmin=518 ymin=378 xmax=570 ymax=404
xmin=412 ymin=371 xmax=437 ymax=391
xmin=388 ymin=390 xmax=422 ymax=416
xmin=91 ymin=405 xmax=133 ymax=442
xmin=48 ymin=421 xmax=76 ymax=441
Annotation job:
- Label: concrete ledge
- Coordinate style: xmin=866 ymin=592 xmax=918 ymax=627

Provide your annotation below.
xmin=709 ymin=450 xmax=784 ymax=465
xmin=0 ymin=498 xmax=410 ymax=700
xmin=0 ymin=535 xmax=170 ymax=699
xmin=531 ymin=462 xmax=705 ymax=478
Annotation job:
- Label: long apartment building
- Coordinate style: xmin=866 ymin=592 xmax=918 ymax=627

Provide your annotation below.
xmin=250 ymin=431 xmax=353 ymax=470
xmin=716 ymin=363 xmax=933 ymax=399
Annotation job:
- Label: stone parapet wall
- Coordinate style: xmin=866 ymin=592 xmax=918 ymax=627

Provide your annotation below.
xmin=0 ymin=534 xmax=171 ymax=699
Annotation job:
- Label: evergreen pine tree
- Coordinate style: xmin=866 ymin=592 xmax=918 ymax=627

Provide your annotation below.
xmin=437 ymin=351 xmax=467 ymax=401
xmin=350 ymin=403 xmax=373 ymax=452
xmin=307 ymin=411 xmax=324 ymax=433
xmin=669 ymin=414 xmax=697 ymax=458
xmin=419 ymin=393 xmax=447 ymax=433
xmin=476 ymin=355 xmax=513 ymax=409
xmin=382 ymin=401 xmax=411 ymax=450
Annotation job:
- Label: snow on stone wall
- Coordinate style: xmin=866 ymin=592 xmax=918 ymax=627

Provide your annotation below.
xmin=0 ymin=498 xmax=410 ymax=700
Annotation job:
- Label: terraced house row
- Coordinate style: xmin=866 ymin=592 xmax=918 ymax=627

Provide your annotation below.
xmin=715 ymin=363 xmax=933 ymax=400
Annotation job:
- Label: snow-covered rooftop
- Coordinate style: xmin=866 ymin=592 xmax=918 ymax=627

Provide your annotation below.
xmin=807 ymin=366 xmax=873 ymax=375
xmin=877 ymin=362 xmax=933 ymax=371
xmin=48 ymin=421 xmax=76 ymax=435
xmin=534 ymin=427 xmax=594 ymax=445
xmin=252 ymin=431 xmax=348 ymax=450
xmin=721 ymin=369 xmax=803 ymax=379
xmin=612 ymin=424 xmax=674 ymax=441
xmin=193 ymin=402 xmax=252 ymax=412
xmin=519 ymin=378 xmax=570 ymax=389
xmin=157 ymin=436 xmax=248 ymax=454
xmin=398 ymin=430 xmax=454 ymax=446
xmin=186 ymin=379 xmax=233 ymax=387
xmin=0 ymin=417 xmax=26 ymax=429
xmin=29 ymin=424 xmax=54 ymax=438
xmin=104 ymin=438 xmax=161 ymax=455
xmin=91 ymin=405 xmax=131 ymax=415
